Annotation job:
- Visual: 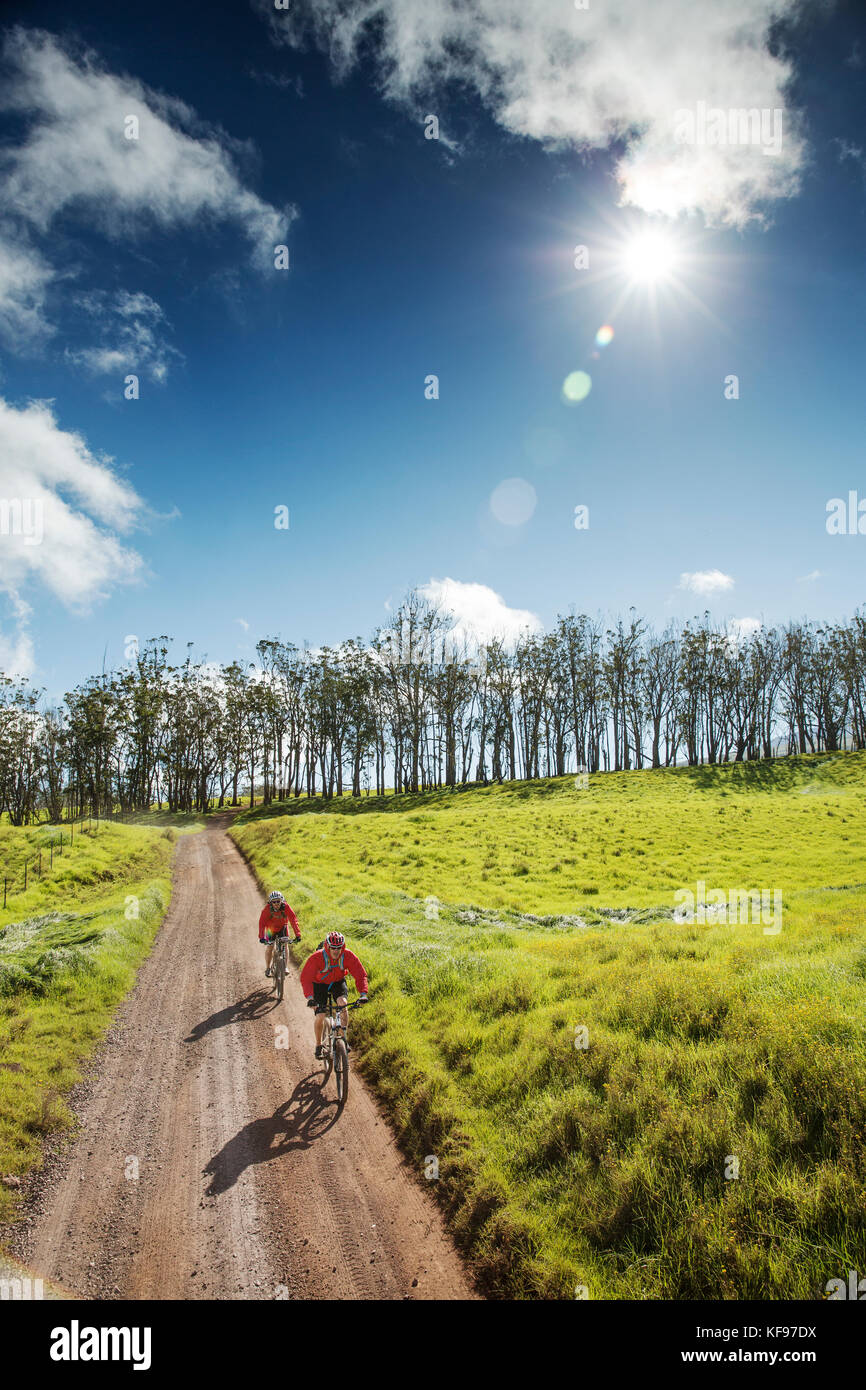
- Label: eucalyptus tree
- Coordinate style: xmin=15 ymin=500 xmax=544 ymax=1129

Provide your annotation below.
xmin=485 ymin=636 xmax=519 ymax=782
xmin=0 ymin=675 xmax=42 ymax=824
xmin=65 ymin=675 xmax=122 ymax=817
xmin=432 ymin=637 xmax=484 ymax=788
xmin=838 ymin=610 xmax=866 ymax=749
xmin=605 ymin=612 xmax=645 ymax=771
xmin=38 ymin=705 xmax=68 ymax=822
xmin=221 ymin=660 xmax=252 ymax=805
xmin=4 ymin=598 xmax=866 ymax=813
xmin=807 ymin=625 xmax=849 ymax=753
xmin=377 ymin=591 xmax=447 ymax=794
xmin=641 ymin=627 xmax=680 ymax=768
xmin=338 ymin=639 xmax=379 ymax=796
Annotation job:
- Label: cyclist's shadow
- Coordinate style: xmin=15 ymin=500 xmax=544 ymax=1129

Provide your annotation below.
xmin=203 ymin=1074 xmax=340 ymax=1196
xmin=184 ymin=988 xmax=276 ymax=1042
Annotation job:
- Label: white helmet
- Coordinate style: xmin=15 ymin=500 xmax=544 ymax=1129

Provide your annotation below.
xmin=268 ymin=890 xmax=285 ymax=906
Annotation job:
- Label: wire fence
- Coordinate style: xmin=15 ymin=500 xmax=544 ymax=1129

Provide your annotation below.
xmin=1 ymin=813 xmax=114 ymax=911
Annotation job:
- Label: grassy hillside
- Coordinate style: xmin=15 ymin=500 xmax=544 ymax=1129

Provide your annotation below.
xmin=232 ymin=752 xmax=866 ymax=1299
xmin=232 ymin=753 xmax=865 ymax=910
xmin=0 ymin=822 xmax=184 ymax=1223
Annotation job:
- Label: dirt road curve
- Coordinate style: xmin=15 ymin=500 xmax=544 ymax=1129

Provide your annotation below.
xmin=12 ymin=817 xmax=476 ymax=1300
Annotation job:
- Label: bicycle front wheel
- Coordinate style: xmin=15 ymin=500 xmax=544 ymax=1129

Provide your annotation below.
xmin=275 ymin=950 xmax=285 ymax=1001
xmin=334 ymin=1039 xmax=348 ymax=1105
xmin=320 ymin=1037 xmax=333 ymax=1085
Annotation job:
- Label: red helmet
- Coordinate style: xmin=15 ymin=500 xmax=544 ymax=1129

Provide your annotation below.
xmin=326 ymin=931 xmax=345 ymax=949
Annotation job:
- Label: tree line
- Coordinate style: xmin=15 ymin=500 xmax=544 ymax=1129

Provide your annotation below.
xmin=1 ymin=591 xmax=865 ymax=824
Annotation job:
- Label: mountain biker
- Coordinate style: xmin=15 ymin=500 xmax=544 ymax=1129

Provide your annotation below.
xmin=300 ymin=930 xmax=368 ymax=1059
xmin=259 ymin=889 xmax=301 ymax=978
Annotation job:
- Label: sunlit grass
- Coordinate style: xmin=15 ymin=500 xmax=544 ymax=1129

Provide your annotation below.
xmin=232 ymin=753 xmax=865 ymax=915
xmin=233 ymin=752 xmax=866 ymax=1298
xmin=0 ymin=824 xmax=176 ymax=1224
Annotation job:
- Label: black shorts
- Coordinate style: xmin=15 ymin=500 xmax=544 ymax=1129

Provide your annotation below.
xmin=313 ymin=979 xmax=348 ymax=1009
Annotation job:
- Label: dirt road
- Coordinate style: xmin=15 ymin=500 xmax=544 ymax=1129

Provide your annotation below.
xmin=11 ymin=817 xmax=475 ymax=1300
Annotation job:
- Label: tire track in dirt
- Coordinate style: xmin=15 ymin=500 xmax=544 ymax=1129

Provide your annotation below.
xmin=11 ymin=817 xmax=476 ymax=1301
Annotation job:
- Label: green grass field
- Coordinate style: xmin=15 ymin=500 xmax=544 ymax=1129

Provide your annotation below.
xmin=0 ymin=821 xmax=188 ymax=1223
xmin=232 ymin=752 xmax=866 ymax=1299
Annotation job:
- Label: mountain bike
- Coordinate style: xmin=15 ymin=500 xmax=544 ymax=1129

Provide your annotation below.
xmin=317 ymin=995 xmax=369 ymax=1104
xmin=271 ymin=932 xmax=290 ymax=1002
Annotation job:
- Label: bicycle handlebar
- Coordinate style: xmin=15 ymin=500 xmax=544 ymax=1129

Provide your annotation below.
xmin=314 ymin=995 xmax=371 ymax=1014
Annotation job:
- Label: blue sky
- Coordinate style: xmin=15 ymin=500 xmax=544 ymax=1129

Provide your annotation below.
xmin=0 ymin=0 xmax=865 ymax=697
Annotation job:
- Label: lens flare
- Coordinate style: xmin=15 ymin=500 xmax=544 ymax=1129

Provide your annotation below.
xmin=561 ymin=370 xmax=592 ymax=404
xmin=489 ymin=477 xmax=537 ymax=526
xmin=595 ymin=324 xmax=614 ymax=347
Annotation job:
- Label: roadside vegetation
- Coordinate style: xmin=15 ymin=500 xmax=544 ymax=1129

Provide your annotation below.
xmin=0 ymin=821 xmax=190 ymax=1223
xmin=232 ymin=751 xmax=866 ymax=1299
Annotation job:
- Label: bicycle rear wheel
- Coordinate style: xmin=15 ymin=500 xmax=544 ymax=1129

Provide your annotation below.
xmin=334 ymin=1039 xmax=348 ymax=1104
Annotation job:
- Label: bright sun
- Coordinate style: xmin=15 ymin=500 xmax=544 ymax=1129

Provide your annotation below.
xmin=622 ymin=231 xmax=677 ymax=284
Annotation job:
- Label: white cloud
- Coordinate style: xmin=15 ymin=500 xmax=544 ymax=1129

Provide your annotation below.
xmin=1 ymin=28 xmax=292 ymax=253
xmin=419 ymin=577 xmax=542 ymax=647
xmin=0 ymin=232 xmax=54 ymax=348
xmin=797 ymin=568 xmax=821 ymax=583
xmin=247 ymin=66 xmax=305 ymax=98
xmin=726 ymin=616 xmax=762 ymax=647
xmin=0 ymin=618 xmax=35 ymax=677
xmin=264 ymin=0 xmax=809 ymax=227
xmin=0 ymin=28 xmax=294 ymax=354
xmin=65 ymin=290 xmax=181 ymax=382
xmin=679 ymin=569 xmax=734 ymax=596
xmin=0 ymin=398 xmax=146 ymax=649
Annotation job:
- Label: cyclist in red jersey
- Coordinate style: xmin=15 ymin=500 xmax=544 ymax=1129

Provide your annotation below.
xmin=300 ymin=931 xmax=368 ymax=1058
xmin=258 ymin=889 xmax=301 ymax=978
